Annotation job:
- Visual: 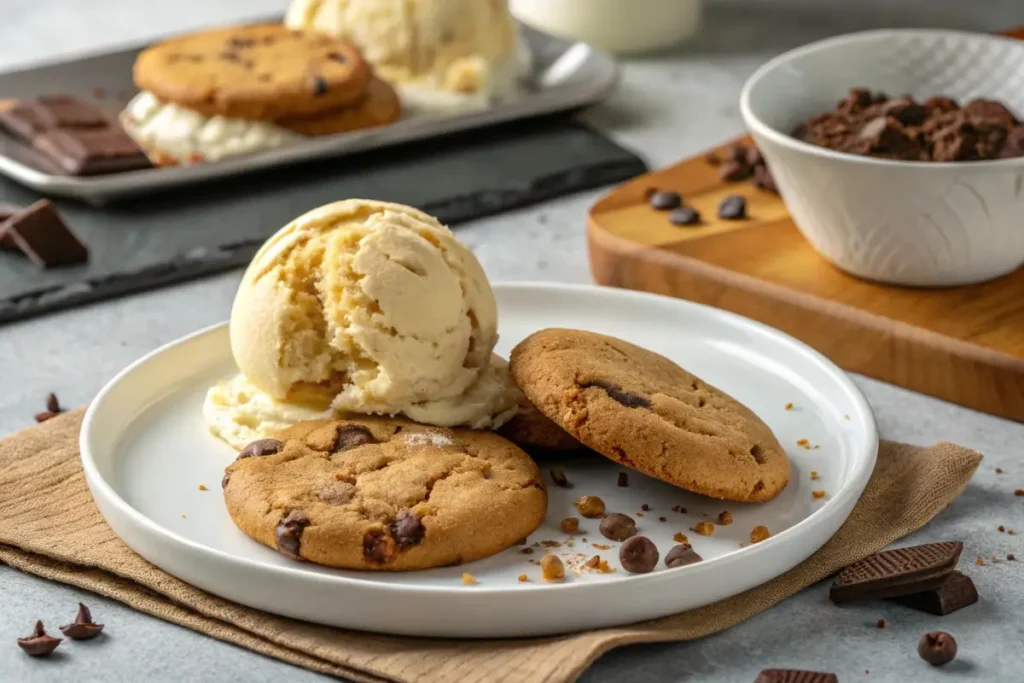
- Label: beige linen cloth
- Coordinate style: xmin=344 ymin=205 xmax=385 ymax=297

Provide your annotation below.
xmin=0 ymin=409 xmax=981 ymax=683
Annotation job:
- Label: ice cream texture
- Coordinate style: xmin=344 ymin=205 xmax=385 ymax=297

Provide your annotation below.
xmin=285 ymin=0 xmax=529 ymax=110
xmin=212 ymin=199 xmax=517 ymax=443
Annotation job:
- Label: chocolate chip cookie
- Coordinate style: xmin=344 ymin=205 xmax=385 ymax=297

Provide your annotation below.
xmin=509 ymin=329 xmax=790 ymax=502
xmin=276 ymin=77 xmax=401 ymax=135
xmin=133 ymin=23 xmax=370 ymax=120
xmin=223 ymin=418 xmax=547 ymax=570
xmin=497 ymin=393 xmax=584 ymax=455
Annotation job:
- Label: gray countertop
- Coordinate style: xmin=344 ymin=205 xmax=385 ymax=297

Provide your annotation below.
xmin=2 ymin=1 xmax=1024 ymax=681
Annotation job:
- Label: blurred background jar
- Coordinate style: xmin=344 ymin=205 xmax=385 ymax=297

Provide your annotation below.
xmin=510 ymin=0 xmax=703 ymax=54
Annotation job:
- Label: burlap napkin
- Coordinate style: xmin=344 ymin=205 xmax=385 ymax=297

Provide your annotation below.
xmin=0 ymin=409 xmax=981 ymax=683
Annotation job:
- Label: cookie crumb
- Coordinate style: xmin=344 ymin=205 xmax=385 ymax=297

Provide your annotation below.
xmin=461 ymin=572 xmax=477 ymax=585
xmin=810 ymin=471 xmax=820 ymax=480
xmin=976 ymin=556 xmax=985 ymax=566
xmin=198 ymin=484 xmax=208 ymax=491
xmin=1009 ymin=529 xmax=1017 ymax=535
xmin=876 ymin=618 xmax=886 ymax=629
xmin=560 ymin=517 xmax=579 ymax=534
xmin=693 ymin=521 xmax=715 ymax=536
xmin=812 ymin=490 xmax=827 ymax=499
xmin=673 ymin=532 xmax=689 ymax=544
xmin=996 ymin=467 xmax=1005 ymax=474
xmin=550 ymin=469 xmax=571 ymax=488
xmin=522 ymin=548 xmax=534 ymax=555
xmin=540 ymin=555 xmax=565 ymax=582
xmin=659 ymin=516 xmax=667 ymax=522
xmin=785 ymin=402 xmax=793 ymax=410
xmin=585 ymin=555 xmax=601 ymax=569
xmin=750 ymin=525 xmax=771 ymax=544
xmin=991 ymin=555 xmax=998 ymax=563
xmin=813 ymin=444 xmax=820 ymax=450
xmin=180 ymin=514 xmax=186 ymax=519
xmin=844 ymin=414 xmax=850 ymax=420
xmin=518 ymin=574 xmax=528 ymax=582
xmin=636 ymin=513 xmax=645 ymax=518
xmin=617 ymin=472 xmax=629 ymax=487
xmin=592 ymin=543 xmax=612 ymax=550
xmin=574 ymin=495 xmax=605 ymax=518
xmin=999 ymin=525 xmax=1006 ymax=532
xmin=797 ymin=438 xmax=809 ymax=447
xmin=717 ymin=511 xmax=733 ymax=526
xmin=641 ymin=503 xmax=651 ymax=511
xmin=540 ymin=540 xmax=562 ymax=548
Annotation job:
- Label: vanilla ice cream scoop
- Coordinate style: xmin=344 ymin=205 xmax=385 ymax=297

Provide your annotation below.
xmin=285 ymin=0 xmax=530 ymax=112
xmin=230 ymin=199 xmax=500 ymax=425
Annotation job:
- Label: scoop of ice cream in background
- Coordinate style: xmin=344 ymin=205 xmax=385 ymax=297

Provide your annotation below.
xmin=285 ymin=0 xmax=530 ymax=112
xmin=204 ymin=199 xmax=518 ymax=448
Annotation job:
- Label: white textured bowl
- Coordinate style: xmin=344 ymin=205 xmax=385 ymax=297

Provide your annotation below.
xmin=740 ymin=29 xmax=1024 ymax=287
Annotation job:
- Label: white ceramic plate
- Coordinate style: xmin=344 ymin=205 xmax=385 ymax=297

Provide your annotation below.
xmin=81 ymin=283 xmax=877 ymax=638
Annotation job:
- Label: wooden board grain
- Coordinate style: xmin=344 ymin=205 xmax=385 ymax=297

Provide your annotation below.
xmin=587 ymin=137 xmax=1024 ymax=421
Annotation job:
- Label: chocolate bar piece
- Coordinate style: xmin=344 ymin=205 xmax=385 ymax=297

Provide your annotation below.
xmin=830 ymin=541 xmax=963 ymax=604
xmin=892 ymin=571 xmax=978 ymax=616
xmin=0 ymin=95 xmax=107 ymax=142
xmin=0 ymin=199 xmax=88 ymax=268
xmin=34 ymin=128 xmax=151 ymax=176
xmin=754 ymin=670 xmax=838 ymax=683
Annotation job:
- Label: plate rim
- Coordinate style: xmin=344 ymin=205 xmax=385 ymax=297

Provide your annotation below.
xmin=80 ymin=282 xmax=878 ymax=599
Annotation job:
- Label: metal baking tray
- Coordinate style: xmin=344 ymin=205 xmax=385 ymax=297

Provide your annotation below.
xmin=0 ymin=24 xmax=618 ymax=205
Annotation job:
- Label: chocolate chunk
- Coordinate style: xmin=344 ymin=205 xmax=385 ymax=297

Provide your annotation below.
xmin=753 ymin=165 xmax=778 ymax=193
xmin=745 ymin=146 xmax=764 ymax=168
xmin=59 ymin=602 xmax=104 ymax=641
xmin=964 ymin=98 xmax=1017 ymax=127
xmin=34 ymin=411 xmax=58 ymax=423
xmin=363 ymin=529 xmax=393 ymax=563
xmin=33 ymin=128 xmax=151 ymax=175
xmin=722 ymin=144 xmax=749 ymax=163
xmin=649 ymin=190 xmax=682 ymax=211
xmin=17 ymin=621 xmax=62 ymax=657
xmin=665 ymin=543 xmax=703 ymax=568
xmin=999 ymin=126 xmax=1024 ymax=158
xmin=669 ymin=207 xmax=701 ymax=226
xmin=839 ymin=87 xmax=873 ymax=112
xmin=881 ymin=97 xmax=929 ymax=126
xmin=829 ymin=541 xmax=963 ymax=604
xmin=754 ymin=670 xmax=838 ymax=683
xmin=318 ymin=481 xmax=356 ymax=505
xmin=238 ymin=438 xmax=284 ymax=459
xmin=332 ymin=424 xmax=376 ymax=452
xmin=930 ymin=120 xmax=984 ymax=162
xmin=46 ymin=392 xmax=60 ymax=413
xmin=312 ymin=77 xmax=329 ymax=96
xmin=617 ymin=472 xmax=629 ymax=487
xmin=925 ymin=96 xmax=960 ymax=114
xmin=704 ymin=151 xmax=721 ymax=166
xmin=583 ymin=380 xmax=651 ymax=409
xmin=619 ymin=536 xmax=658 ymax=574
xmin=719 ymin=159 xmax=753 ymax=182
xmin=0 ymin=200 xmax=87 ymax=269
xmin=918 ymin=631 xmax=957 ymax=666
xmin=0 ymin=95 xmax=108 ymax=142
xmin=221 ymin=471 xmax=231 ymax=489
xmin=390 ymin=510 xmax=425 ymax=549
xmin=717 ymin=195 xmax=747 ymax=220
xmin=892 ymin=570 xmax=978 ymax=615
xmin=599 ymin=513 xmax=637 ymax=541
xmin=550 ymin=468 xmax=571 ymax=488
xmin=275 ymin=510 xmax=310 ymax=558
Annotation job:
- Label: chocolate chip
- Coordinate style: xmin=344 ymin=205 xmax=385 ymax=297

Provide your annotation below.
xmin=34 ymin=411 xmax=58 ymax=423
xmin=327 ymin=51 xmax=347 ymax=63
xmin=238 ymin=438 xmax=284 ymax=459
xmin=719 ymin=159 xmax=753 ymax=182
xmin=839 ymin=87 xmax=873 ymax=112
xmin=390 ymin=510 xmax=425 ymax=549
xmin=999 ymin=126 xmax=1024 ymax=158
xmin=332 ymin=425 xmax=376 ymax=452
xmin=227 ymin=37 xmax=256 ymax=49
xmin=550 ymin=468 xmax=571 ymax=488
xmin=319 ymin=481 xmax=356 ymax=505
xmin=649 ymin=190 xmax=682 ymax=211
xmin=312 ymin=77 xmax=329 ymax=96
xmin=918 ymin=631 xmax=957 ymax=666
xmin=275 ymin=510 xmax=310 ymax=559
xmin=753 ymin=165 xmax=778 ymax=193
xmin=59 ymin=602 xmax=103 ymax=640
xmin=964 ymin=98 xmax=1017 ymax=127
xmin=717 ymin=195 xmax=747 ymax=220
xmin=619 ymin=536 xmax=659 ymax=574
xmin=221 ymin=472 xmax=231 ymax=489
xmin=363 ymin=529 xmax=393 ymax=563
xmin=17 ymin=621 xmax=62 ymax=657
xmin=219 ymin=51 xmax=241 ymax=62
xmin=704 ymin=152 xmax=721 ymax=166
xmin=924 ymin=96 xmax=960 ymax=114
xmin=599 ymin=513 xmax=637 ymax=541
xmin=46 ymin=392 xmax=60 ymax=413
xmin=583 ymin=380 xmax=651 ymax=409
xmin=665 ymin=543 xmax=703 ymax=568
xmin=669 ymin=207 xmax=700 ymax=226
xmin=617 ymin=472 xmax=629 ymax=487
xmin=881 ymin=97 xmax=929 ymax=126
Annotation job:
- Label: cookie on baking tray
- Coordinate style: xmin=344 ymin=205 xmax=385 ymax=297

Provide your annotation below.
xmin=222 ymin=417 xmax=547 ymax=570
xmin=509 ymin=329 xmax=790 ymax=503
xmin=133 ymin=23 xmax=370 ymax=120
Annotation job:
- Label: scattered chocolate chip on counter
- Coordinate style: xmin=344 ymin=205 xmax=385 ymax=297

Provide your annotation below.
xmin=46 ymin=392 xmax=61 ymax=413
xmin=665 ymin=543 xmax=703 ymax=568
xmin=669 ymin=206 xmax=701 ymax=226
xmin=550 ymin=468 xmax=571 ymax=488
xmin=540 ymin=554 xmax=565 ymax=582
xmin=717 ymin=195 xmax=747 ymax=220
xmin=59 ymin=602 xmax=104 ymax=641
xmin=649 ymin=190 xmax=682 ymax=211
xmin=17 ymin=621 xmax=62 ymax=657
xmin=619 ymin=536 xmax=659 ymax=574
xmin=617 ymin=472 xmax=629 ymax=487
xmin=876 ymin=618 xmax=886 ymax=629
xmin=599 ymin=513 xmax=637 ymax=541
xmin=574 ymin=495 xmax=606 ymax=519
xmin=918 ymin=631 xmax=957 ymax=666
xmin=794 ymin=88 xmax=1024 ymax=162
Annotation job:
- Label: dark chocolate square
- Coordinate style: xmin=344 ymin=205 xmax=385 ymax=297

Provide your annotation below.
xmin=0 ymin=200 xmax=88 ymax=268
xmin=892 ymin=570 xmax=978 ymax=616
xmin=0 ymin=95 xmax=108 ymax=142
xmin=33 ymin=128 xmax=151 ymax=176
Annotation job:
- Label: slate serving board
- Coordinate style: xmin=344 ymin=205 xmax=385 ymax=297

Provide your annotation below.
xmin=0 ymin=115 xmax=646 ymax=325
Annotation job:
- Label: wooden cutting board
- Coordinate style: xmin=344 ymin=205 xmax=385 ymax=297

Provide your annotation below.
xmin=587 ymin=135 xmax=1024 ymax=422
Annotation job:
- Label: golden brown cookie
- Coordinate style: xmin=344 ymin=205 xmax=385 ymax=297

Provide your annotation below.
xmin=133 ymin=24 xmax=370 ymax=120
xmin=497 ymin=392 xmax=584 ymax=455
xmin=222 ymin=417 xmax=547 ymax=570
xmin=510 ymin=329 xmax=790 ymax=503
xmin=276 ymin=76 xmax=401 ymax=135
